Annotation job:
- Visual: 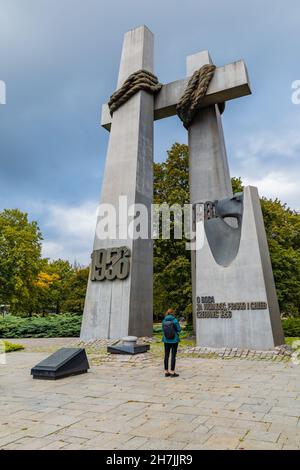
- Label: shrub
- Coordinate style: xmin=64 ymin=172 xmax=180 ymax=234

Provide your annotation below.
xmin=153 ymin=325 xmax=163 ymax=334
xmin=282 ymin=317 xmax=300 ymax=337
xmin=0 ymin=314 xmax=82 ymax=338
xmin=2 ymin=340 xmax=24 ymax=352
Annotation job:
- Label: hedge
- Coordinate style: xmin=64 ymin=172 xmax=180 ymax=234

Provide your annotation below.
xmin=1 ymin=314 xmax=299 ymax=339
xmin=282 ymin=317 xmax=300 ymax=337
xmin=0 ymin=314 xmax=82 ymax=338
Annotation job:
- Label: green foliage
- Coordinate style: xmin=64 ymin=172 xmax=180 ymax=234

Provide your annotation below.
xmin=154 ymin=143 xmax=190 ymax=207
xmin=282 ymin=317 xmax=300 ymax=337
xmin=152 ymin=324 xmax=189 ymax=340
xmin=61 ymin=267 xmax=89 ymax=314
xmin=261 ymin=198 xmax=300 ymax=316
xmin=2 ymin=340 xmax=24 ymax=352
xmin=154 ymin=256 xmax=192 ymax=321
xmin=34 ymin=258 xmax=75 ymax=315
xmin=285 ymin=337 xmax=300 ymax=347
xmin=231 ymin=176 xmax=244 ymax=193
xmin=0 ymin=208 xmax=88 ymax=317
xmin=0 ymin=209 xmax=42 ymax=315
xmin=153 ymin=324 xmax=163 ymax=333
xmin=153 ymin=143 xmax=192 ymax=322
xmin=0 ymin=314 xmax=82 ymax=338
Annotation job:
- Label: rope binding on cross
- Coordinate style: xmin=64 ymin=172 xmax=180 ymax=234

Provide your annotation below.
xmin=108 ymin=69 xmax=162 ymax=116
xmin=176 ymin=63 xmax=224 ymax=129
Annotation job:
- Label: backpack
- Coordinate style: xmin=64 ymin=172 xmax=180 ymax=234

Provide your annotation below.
xmin=163 ymin=319 xmax=176 ymax=340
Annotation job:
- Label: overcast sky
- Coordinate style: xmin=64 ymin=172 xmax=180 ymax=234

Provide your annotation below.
xmin=0 ymin=0 xmax=299 ymax=264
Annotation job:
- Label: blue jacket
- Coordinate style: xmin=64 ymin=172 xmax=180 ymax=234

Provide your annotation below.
xmin=162 ymin=314 xmax=181 ymax=343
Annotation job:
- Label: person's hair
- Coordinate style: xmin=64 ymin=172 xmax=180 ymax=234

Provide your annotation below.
xmin=165 ymin=308 xmax=174 ymax=317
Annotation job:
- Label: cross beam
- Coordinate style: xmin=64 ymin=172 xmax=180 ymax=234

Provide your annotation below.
xmin=101 ymin=58 xmax=251 ymax=131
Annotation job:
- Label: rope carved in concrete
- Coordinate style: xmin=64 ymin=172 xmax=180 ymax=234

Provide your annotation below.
xmin=177 ymin=63 xmax=224 ymax=129
xmin=108 ymin=69 xmax=162 ymax=116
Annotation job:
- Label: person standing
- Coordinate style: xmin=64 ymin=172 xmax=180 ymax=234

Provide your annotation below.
xmin=162 ymin=309 xmax=181 ymax=377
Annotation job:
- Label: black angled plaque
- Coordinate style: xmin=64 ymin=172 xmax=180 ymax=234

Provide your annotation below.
xmin=107 ymin=343 xmax=150 ymax=355
xmin=31 ymin=348 xmax=90 ymax=380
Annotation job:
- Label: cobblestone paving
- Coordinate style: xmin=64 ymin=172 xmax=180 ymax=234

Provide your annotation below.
xmin=0 ymin=340 xmax=300 ymax=450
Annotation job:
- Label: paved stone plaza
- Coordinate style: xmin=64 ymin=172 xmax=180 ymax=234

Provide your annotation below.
xmin=1 ymin=339 xmax=300 ymax=450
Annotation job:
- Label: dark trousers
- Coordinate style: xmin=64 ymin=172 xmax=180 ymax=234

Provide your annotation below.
xmin=164 ymin=342 xmax=178 ymax=371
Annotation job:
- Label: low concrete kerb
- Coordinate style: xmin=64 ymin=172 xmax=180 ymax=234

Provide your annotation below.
xmin=183 ymin=344 xmax=293 ymax=361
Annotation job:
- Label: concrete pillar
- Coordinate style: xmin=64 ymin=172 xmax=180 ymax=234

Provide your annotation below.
xmin=80 ymin=26 xmax=154 ymax=340
xmin=195 ymin=186 xmax=284 ymax=349
xmin=187 ymin=51 xmax=233 ymax=332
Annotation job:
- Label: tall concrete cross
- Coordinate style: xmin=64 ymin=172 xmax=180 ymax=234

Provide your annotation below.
xmin=99 ymin=37 xmax=251 ymax=338
xmin=81 ymin=26 xmax=155 ymax=340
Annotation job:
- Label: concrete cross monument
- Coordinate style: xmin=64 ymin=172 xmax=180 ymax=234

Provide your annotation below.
xmin=81 ymin=25 xmax=284 ymax=350
xmin=81 ymin=26 xmax=155 ymax=340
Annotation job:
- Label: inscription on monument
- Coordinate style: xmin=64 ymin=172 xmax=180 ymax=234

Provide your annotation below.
xmin=91 ymin=247 xmax=131 ymax=281
xmin=196 ymin=296 xmax=268 ymax=319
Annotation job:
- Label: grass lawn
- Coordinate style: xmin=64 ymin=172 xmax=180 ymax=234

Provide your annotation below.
xmin=285 ymin=337 xmax=300 ymax=348
xmin=151 ymin=323 xmax=195 ymax=356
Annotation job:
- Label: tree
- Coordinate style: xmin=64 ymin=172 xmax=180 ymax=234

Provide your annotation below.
xmin=44 ymin=259 xmax=74 ymax=314
xmin=261 ymin=198 xmax=300 ymax=316
xmin=0 ymin=209 xmax=88 ymax=316
xmin=231 ymin=176 xmax=243 ymax=193
xmin=0 ymin=209 xmax=42 ymax=315
xmin=61 ymin=266 xmax=89 ymax=314
xmin=153 ymin=143 xmax=192 ymax=322
xmin=34 ymin=259 xmax=74 ymax=315
xmin=34 ymin=271 xmax=60 ymax=316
